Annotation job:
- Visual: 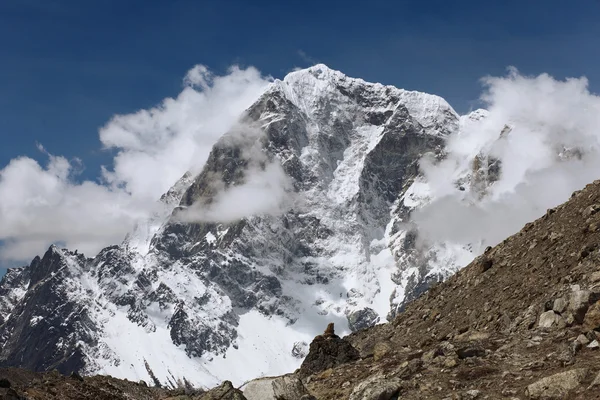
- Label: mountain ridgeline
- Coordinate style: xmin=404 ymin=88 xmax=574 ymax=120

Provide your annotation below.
xmin=0 ymin=65 xmax=494 ymax=387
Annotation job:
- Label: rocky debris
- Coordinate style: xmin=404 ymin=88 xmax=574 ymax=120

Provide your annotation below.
xmin=526 ymin=368 xmax=589 ymax=399
xmin=298 ymin=179 xmax=600 ymax=399
xmin=298 ymin=324 xmax=360 ymax=378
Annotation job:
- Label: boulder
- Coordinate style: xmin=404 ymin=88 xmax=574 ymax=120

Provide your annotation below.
xmin=583 ymin=300 xmax=600 ymax=331
xmin=272 ymin=375 xmax=314 ymax=400
xmin=569 ymin=287 xmax=591 ymax=323
xmin=538 ymin=311 xmax=565 ymax=329
xmin=526 ymin=368 xmax=588 ymax=399
xmin=243 ymin=375 xmax=313 ymax=400
xmin=243 ymin=378 xmax=276 ymax=400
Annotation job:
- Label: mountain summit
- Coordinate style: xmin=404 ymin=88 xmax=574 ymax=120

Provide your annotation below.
xmin=0 ymin=65 xmax=482 ymax=387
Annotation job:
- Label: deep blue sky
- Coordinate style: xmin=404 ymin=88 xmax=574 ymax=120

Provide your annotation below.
xmin=1 ymin=0 xmax=599 ymax=269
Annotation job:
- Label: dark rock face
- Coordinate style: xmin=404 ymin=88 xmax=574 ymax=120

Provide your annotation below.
xmin=0 ymin=247 xmax=93 ymax=375
xmin=298 ymin=334 xmax=360 ymax=378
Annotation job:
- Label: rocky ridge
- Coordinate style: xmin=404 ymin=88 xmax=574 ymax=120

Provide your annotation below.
xmin=3 ymin=178 xmax=600 ymax=398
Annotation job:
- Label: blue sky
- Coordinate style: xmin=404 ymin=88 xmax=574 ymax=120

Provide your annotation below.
xmin=1 ymin=0 xmax=600 ymax=271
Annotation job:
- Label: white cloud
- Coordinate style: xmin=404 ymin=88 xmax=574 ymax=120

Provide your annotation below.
xmin=178 ymin=161 xmax=294 ymax=224
xmin=413 ymin=68 xmax=600 ymax=251
xmin=0 ymin=65 xmax=271 ymax=263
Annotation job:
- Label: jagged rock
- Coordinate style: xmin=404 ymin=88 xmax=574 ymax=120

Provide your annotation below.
xmin=348 ymin=374 xmax=403 ymax=400
xmin=526 ymin=368 xmax=589 ymax=399
xmin=347 ymin=308 xmax=380 ymax=332
xmin=298 ymin=325 xmax=360 ymax=378
xmin=199 ymin=380 xmax=246 ymax=400
xmin=587 ymin=340 xmax=599 ymax=349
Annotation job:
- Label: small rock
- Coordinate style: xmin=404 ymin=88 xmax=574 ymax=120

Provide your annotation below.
xmin=538 ymin=310 xmax=566 ymax=329
xmin=590 ymin=271 xmax=600 ymax=283
xmin=373 ymin=342 xmax=392 ymax=361
xmin=587 ymin=340 xmax=599 ymax=349
xmin=576 ymin=334 xmax=590 ymax=345
xmin=456 ymin=346 xmax=486 ymax=359
xmin=526 ymin=368 xmax=588 ymax=399
xmin=464 ymin=389 xmax=480 ymax=399
xmin=443 ymin=358 xmax=458 ymax=368
xmin=589 ymin=371 xmax=600 ymax=388
xmin=583 ymin=204 xmax=600 ymax=217
xmin=348 ymin=374 xmax=403 ymax=400
xmin=553 ymin=297 xmax=568 ymax=314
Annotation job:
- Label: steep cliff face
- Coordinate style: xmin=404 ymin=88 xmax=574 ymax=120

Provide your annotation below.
xmin=0 ymin=65 xmax=466 ymax=387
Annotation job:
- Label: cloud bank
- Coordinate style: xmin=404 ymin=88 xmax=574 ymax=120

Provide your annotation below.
xmin=0 ymin=66 xmax=271 ymax=263
xmin=413 ymin=68 xmax=600 ymax=252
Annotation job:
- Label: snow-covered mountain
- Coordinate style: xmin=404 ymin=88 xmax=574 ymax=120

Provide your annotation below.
xmin=0 ymin=65 xmax=484 ymax=388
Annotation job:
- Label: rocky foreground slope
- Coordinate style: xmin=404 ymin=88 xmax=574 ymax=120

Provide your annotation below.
xmin=3 ymin=177 xmax=600 ymax=398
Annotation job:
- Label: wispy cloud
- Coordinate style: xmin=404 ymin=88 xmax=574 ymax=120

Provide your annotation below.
xmin=413 ymin=68 xmax=600 ymax=252
xmin=0 ymin=65 xmax=271 ymax=262
xmin=297 ymin=49 xmax=319 ymax=65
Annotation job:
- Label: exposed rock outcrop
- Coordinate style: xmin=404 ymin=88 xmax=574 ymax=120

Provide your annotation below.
xmin=298 ymin=324 xmax=360 ymax=378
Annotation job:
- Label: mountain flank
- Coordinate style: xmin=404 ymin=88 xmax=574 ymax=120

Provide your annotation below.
xmin=3 ymin=178 xmax=600 ymax=398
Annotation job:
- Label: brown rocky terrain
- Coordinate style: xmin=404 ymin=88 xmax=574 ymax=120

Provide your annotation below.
xmin=4 ymin=179 xmax=600 ymax=399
